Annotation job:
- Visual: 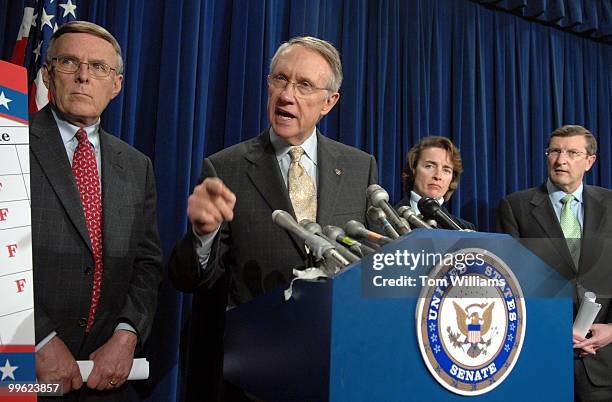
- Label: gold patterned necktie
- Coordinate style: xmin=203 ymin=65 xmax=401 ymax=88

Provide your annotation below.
xmin=560 ymin=193 xmax=581 ymax=267
xmin=288 ymin=146 xmax=317 ymax=223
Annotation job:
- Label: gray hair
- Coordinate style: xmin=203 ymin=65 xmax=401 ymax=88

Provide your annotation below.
xmin=269 ymin=36 xmax=342 ymax=93
xmin=46 ymin=20 xmax=124 ymax=74
xmin=550 ymin=125 xmax=597 ymax=155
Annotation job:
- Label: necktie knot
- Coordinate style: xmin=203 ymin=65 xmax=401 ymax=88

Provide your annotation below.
xmin=561 ymin=193 xmax=575 ymax=205
xmin=75 ymin=128 xmax=88 ymax=143
xmin=289 ymin=146 xmax=305 ymax=162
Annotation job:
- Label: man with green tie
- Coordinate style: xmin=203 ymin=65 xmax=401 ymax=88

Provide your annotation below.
xmin=498 ymin=125 xmax=612 ymax=402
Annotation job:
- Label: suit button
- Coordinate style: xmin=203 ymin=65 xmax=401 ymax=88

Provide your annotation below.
xmin=84 ymin=266 xmax=92 ymax=275
xmin=78 ymin=318 xmax=87 ymax=327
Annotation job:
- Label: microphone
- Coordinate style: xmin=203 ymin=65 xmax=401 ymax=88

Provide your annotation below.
xmin=300 ymin=219 xmax=360 ymax=263
xmin=367 ymin=184 xmax=411 ymax=235
xmin=322 ymin=225 xmax=376 ymax=257
xmin=417 ymin=197 xmax=463 ymax=230
xmin=272 ymin=210 xmax=351 ymax=272
xmin=397 ymin=205 xmax=433 ymax=229
xmin=367 ymin=206 xmax=400 ymax=239
xmin=344 ymin=220 xmax=393 ymax=246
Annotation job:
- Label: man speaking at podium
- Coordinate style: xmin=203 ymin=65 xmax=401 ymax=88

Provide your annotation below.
xmin=498 ymin=125 xmax=612 ymax=402
xmin=30 ymin=21 xmax=163 ymax=399
xmin=169 ymin=37 xmax=377 ymax=399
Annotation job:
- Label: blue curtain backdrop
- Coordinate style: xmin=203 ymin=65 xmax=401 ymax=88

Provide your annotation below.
xmin=477 ymin=0 xmax=612 ymax=43
xmin=1 ymin=0 xmax=611 ymax=400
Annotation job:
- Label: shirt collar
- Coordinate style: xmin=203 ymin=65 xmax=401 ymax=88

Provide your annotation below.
xmin=546 ymin=178 xmax=584 ymax=204
xmin=50 ymin=107 xmax=100 ymax=147
xmin=269 ymin=127 xmax=318 ymax=165
xmin=410 ymin=190 xmax=444 ymax=207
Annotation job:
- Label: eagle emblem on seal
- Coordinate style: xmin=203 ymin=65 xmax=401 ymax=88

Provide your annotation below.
xmin=448 ymin=301 xmax=496 ymax=358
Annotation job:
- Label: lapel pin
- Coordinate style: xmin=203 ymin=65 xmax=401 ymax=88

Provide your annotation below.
xmin=335 ymin=168 xmax=342 ymax=176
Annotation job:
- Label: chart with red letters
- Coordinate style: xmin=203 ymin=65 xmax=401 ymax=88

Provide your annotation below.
xmin=0 ymin=60 xmax=36 ymax=400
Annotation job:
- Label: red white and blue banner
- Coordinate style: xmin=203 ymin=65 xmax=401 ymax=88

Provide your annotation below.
xmin=0 ymin=345 xmax=37 ymax=399
xmin=0 ymin=61 xmax=36 ymax=401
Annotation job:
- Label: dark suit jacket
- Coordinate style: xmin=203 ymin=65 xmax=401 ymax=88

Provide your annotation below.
xmin=30 ymin=106 xmax=163 ymax=395
xmin=169 ymin=129 xmax=378 ymax=303
xmin=395 ymin=195 xmax=476 ymax=231
xmin=168 ymin=130 xmax=377 ymax=401
xmin=498 ymin=183 xmax=612 ymax=387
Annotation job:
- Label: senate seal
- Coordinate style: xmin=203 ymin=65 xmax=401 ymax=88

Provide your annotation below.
xmin=415 ymin=248 xmax=526 ymax=395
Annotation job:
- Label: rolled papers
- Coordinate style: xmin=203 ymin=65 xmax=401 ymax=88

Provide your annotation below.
xmin=573 ymin=291 xmax=602 ymax=338
xmin=77 ymin=358 xmax=149 ymax=381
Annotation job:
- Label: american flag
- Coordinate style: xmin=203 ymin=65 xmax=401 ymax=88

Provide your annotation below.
xmin=11 ymin=0 xmax=78 ymax=112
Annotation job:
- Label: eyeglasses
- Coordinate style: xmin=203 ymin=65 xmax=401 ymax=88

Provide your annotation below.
xmin=267 ymin=75 xmax=330 ymax=97
xmin=51 ymin=56 xmax=116 ymax=78
xmin=545 ymin=148 xmax=589 ymax=160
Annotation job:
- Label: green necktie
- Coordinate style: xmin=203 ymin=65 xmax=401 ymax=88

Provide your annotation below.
xmin=560 ymin=193 xmax=581 ymax=267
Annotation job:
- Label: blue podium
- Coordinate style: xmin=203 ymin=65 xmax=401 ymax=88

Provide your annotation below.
xmin=224 ymin=230 xmax=573 ymax=401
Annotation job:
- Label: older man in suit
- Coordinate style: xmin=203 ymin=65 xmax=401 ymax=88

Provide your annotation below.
xmin=498 ymin=125 xmax=612 ymax=402
xmin=169 ymin=37 xmax=377 ymax=400
xmin=31 ymin=21 xmax=163 ymax=399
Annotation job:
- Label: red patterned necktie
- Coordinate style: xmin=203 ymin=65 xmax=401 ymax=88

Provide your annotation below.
xmin=72 ymin=129 xmax=103 ymax=332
